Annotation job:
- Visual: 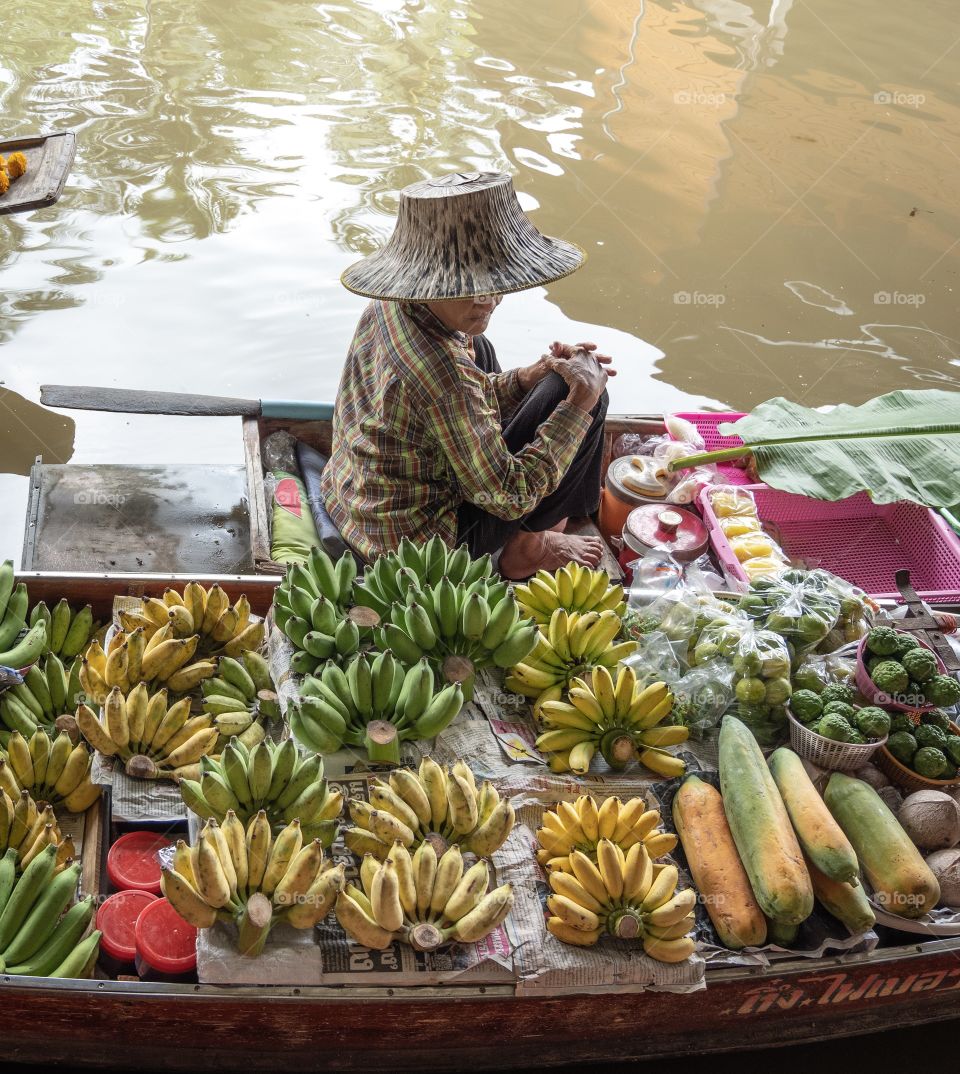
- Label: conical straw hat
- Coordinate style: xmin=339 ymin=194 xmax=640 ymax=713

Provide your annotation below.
xmin=340 ymin=171 xmax=585 ymax=301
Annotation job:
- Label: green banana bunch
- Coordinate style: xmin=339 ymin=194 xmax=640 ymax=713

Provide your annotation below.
xmin=374 ymin=575 xmax=537 ymax=701
xmin=289 ymin=651 xmax=464 ymax=765
xmin=0 ymin=730 xmax=101 ymax=813
xmin=0 ymin=787 xmax=75 ymax=872
xmin=273 ymin=547 xmax=375 ymax=675
xmin=201 ymin=652 xmax=281 ymax=747
xmin=353 ymin=536 xmax=495 ymax=621
xmin=0 ymin=653 xmax=85 ymax=742
xmin=505 ymin=607 xmax=636 ymax=710
xmin=335 ymin=842 xmax=513 ymax=952
xmin=533 ymin=664 xmax=686 ymax=777
xmin=344 ymin=757 xmax=515 ymax=861
xmin=0 ymin=567 xmax=46 ymax=671
xmin=179 ymin=737 xmax=342 ymax=843
xmin=28 ymin=597 xmax=99 ymax=659
xmin=161 ymin=811 xmax=345 ymax=956
xmin=0 ymin=846 xmax=100 ymax=977
xmin=514 ymin=563 xmax=626 ymax=626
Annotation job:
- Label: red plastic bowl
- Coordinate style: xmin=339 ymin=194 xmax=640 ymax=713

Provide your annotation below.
xmin=855 ymin=634 xmax=947 ymax=712
xmin=107 ymin=831 xmax=174 ymax=895
xmin=96 ymin=889 xmax=158 ymax=965
xmin=135 ymin=897 xmax=197 ymax=976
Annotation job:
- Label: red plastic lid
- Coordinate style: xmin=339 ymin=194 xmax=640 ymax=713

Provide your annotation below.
xmin=96 ymin=889 xmax=158 ymax=964
xmin=135 ymin=897 xmax=198 ymax=975
xmin=623 ymin=504 xmax=709 ymax=562
xmin=107 ymin=831 xmax=173 ymax=895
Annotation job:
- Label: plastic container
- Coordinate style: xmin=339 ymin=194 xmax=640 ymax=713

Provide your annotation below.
xmin=107 ymin=831 xmax=174 ymax=895
xmin=96 ymin=889 xmax=158 ymax=975
xmin=699 ymin=483 xmax=960 ymax=602
xmin=135 ymin=897 xmax=198 ymax=982
xmin=786 ymin=710 xmax=887 ymax=772
xmin=621 ymin=505 xmax=708 ymax=563
xmin=668 ymin=411 xmax=750 ymax=484
xmin=854 ymin=635 xmax=947 ymax=712
xmin=598 ymin=456 xmax=671 ymax=540
xmin=874 ymin=721 xmax=960 ymax=793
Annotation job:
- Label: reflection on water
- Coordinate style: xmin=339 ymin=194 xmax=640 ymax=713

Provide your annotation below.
xmin=1 ymin=0 xmax=958 ymax=557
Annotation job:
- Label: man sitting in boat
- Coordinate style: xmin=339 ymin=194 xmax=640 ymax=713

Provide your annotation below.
xmin=321 ymin=171 xmax=615 ymax=579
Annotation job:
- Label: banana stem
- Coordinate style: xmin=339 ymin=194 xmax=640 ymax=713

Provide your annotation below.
xmin=237 ymin=893 xmax=273 ymax=957
xmin=407 ymin=922 xmax=444 ymax=952
xmin=125 ymin=754 xmax=159 ymax=780
xmin=599 ymin=730 xmax=636 ymax=770
xmin=609 ymin=909 xmax=642 ymax=940
xmin=364 ymin=721 xmax=401 ymax=765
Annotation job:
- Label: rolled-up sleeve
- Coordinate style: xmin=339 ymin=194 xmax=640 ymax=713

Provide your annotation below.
xmin=425 ymin=374 xmax=591 ymax=520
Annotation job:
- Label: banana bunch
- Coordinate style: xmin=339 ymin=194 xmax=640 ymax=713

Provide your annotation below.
xmin=273 ymin=548 xmax=371 ymax=676
xmin=28 ymin=598 xmax=100 ymax=659
xmin=515 ymin=564 xmax=626 ymax=627
xmin=535 ymin=665 xmax=686 ymax=776
xmin=179 ymin=738 xmax=342 ymax=843
xmin=505 ymin=608 xmax=636 ymax=710
xmin=546 ymin=840 xmax=696 ymax=962
xmin=76 ymin=685 xmax=219 ymax=781
xmin=335 ymin=842 xmax=513 ymax=952
xmin=344 ymin=758 xmax=515 ymax=861
xmin=1 ymin=788 xmax=75 ymax=872
xmin=0 ymin=568 xmax=46 ymax=670
xmin=290 ymin=652 xmax=464 ymax=765
xmin=353 ymin=536 xmax=495 ymax=621
xmin=0 ymin=846 xmax=100 ymax=977
xmin=201 ymin=652 xmax=281 ymax=746
xmin=536 ymin=795 xmax=677 ymax=872
xmin=161 ymin=811 xmax=345 ymax=956
xmin=0 ymin=654 xmax=84 ymax=740
xmin=0 ymin=730 xmax=100 ymax=813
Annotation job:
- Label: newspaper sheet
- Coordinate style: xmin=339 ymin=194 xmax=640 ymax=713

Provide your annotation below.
xmin=92 ymin=752 xmax=187 ymax=824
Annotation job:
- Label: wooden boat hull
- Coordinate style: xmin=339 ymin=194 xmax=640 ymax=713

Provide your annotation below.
xmin=6 ymin=938 xmax=960 ymax=1069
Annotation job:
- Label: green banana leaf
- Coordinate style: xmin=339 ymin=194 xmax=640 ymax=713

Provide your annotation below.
xmin=670 ymin=389 xmax=960 ymax=507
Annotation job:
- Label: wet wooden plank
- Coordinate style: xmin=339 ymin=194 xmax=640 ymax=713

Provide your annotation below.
xmin=39 ymin=385 xmax=260 ymax=416
xmin=0 ymin=132 xmax=75 ymax=215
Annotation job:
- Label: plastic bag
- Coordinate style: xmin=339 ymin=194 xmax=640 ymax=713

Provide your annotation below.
xmin=742 ymin=555 xmax=790 ymax=581
xmin=670 ymin=660 xmax=735 ymax=739
xmin=718 ymin=516 xmax=762 ymax=539
xmin=663 ymin=414 xmax=706 ymax=450
xmin=622 ymin=631 xmax=683 ymax=689
xmin=815 ymin=574 xmax=877 ymax=652
xmin=726 ymin=624 xmax=793 ymax=747
xmin=705 ymin=485 xmax=759 ymax=519
xmin=792 ymin=649 xmax=858 ymax=694
xmin=738 ymin=568 xmax=842 ymax=654
xmin=262 ymin=430 xmax=299 ymax=474
xmin=611 ymin=432 xmax=665 ymax=459
xmin=729 ymin=532 xmax=784 ymax=563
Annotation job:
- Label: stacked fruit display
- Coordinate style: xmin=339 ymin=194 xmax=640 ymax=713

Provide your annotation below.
xmin=0 ymin=788 xmax=74 ymax=870
xmin=885 ymin=709 xmax=960 ymax=782
xmin=0 ymin=730 xmax=99 ymax=813
xmin=200 ymin=652 xmax=280 ymax=746
xmin=335 ymin=842 xmax=514 ymax=951
xmin=76 ymin=686 xmax=219 ymax=781
xmin=790 ymin=682 xmax=890 ymax=744
xmin=0 ymin=845 xmax=99 ymax=977
xmin=0 ymin=569 xmax=47 ymax=669
xmin=161 ymin=812 xmax=345 ymax=955
xmin=121 ymin=584 xmax=264 ymax=657
xmin=289 ymin=652 xmax=464 ymax=764
xmin=343 ymin=758 xmax=514 ymax=860
xmin=534 ymin=663 xmax=686 ymax=777
xmin=179 ymin=738 xmax=342 ymax=844
xmin=514 ymin=564 xmax=626 ymax=626
xmin=861 ymin=626 xmax=960 ymax=710
xmin=0 ymin=654 xmax=85 ymax=741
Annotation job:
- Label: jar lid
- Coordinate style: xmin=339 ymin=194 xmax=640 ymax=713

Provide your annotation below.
xmin=96 ymin=889 xmax=158 ymax=964
xmin=107 ymin=831 xmax=173 ymax=895
xmin=135 ymin=897 xmax=198 ymax=975
xmin=623 ymin=504 xmax=708 ymax=562
xmin=605 ymin=456 xmax=670 ymax=507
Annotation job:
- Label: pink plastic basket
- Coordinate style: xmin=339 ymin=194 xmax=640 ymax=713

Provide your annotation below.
xmin=669 ymin=411 xmax=751 ymax=484
xmin=700 ymin=483 xmax=960 ymax=603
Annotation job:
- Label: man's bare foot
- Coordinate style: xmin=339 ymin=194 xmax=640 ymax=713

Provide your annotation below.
xmin=499 ymin=528 xmax=606 ymax=580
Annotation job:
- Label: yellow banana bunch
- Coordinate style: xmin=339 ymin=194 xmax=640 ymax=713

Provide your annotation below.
xmin=515 ymin=563 xmax=627 ymax=627
xmin=75 ymin=685 xmax=219 ymax=781
xmin=536 ymin=794 xmax=677 ymax=872
xmin=343 ymin=758 xmax=515 ymax=861
xmin=546 ymin=838 xmax=697 ymax=962
xmin=534 ymin=664 xmax=687 ymax=777
xmin=161 ymin=811 xmax=345 ymax=956
xmin=0 ymin=730 xmax=100 ymax=813
xmin=0 ymin=787 xmax=75 ymax=872
xmin=505 ymin=609 xmax=636 ymax=710
xmin=335 ymin=841 xmax=514 ymax=951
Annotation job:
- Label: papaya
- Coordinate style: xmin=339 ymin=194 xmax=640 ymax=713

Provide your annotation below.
xmin=768 ymin=748 xmax=860 ymax=884
xmin=804 ymin=854 xmax=876 ymax=934
xmin=765 ymin=917 xmax=798 ymax=947
xmin=718 ymin=716 xmax=814 ymax=925
xmin=672 ymin=775 xmax=767 ymax=949
xmin=824 ymin=772 xmax=939 ymax=919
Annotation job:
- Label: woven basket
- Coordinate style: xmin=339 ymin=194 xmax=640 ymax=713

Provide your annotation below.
xmin=787 ymin=710 xmax=887 ymax=772
xmin=855 ymin=634 xmax=947 ymax=713
xmin=874 ymin=720 xmax=960 ymax=793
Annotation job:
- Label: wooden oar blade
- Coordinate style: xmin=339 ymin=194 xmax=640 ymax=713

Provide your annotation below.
xmin=40 ymin=385 xmax=260 ymax=417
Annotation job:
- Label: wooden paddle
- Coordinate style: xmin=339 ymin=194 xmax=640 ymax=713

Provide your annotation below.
xmin=40 ymin=384 xmax=334 ymax=420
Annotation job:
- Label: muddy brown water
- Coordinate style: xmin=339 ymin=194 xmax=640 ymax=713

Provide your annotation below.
xmin=1 ymin=0 xmax=958 ymax=561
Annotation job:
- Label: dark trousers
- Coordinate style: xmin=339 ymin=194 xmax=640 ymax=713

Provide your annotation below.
xmin=455 ymin=335 xmax=608 ymax=558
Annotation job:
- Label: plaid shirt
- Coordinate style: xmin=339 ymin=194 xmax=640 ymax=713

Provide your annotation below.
xmin=321 ymin=300 xmax=592 ymax=561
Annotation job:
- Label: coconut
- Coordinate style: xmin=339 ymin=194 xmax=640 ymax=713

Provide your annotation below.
xmin=857 ymin=763 xmax=891 ymax=791
xmin=897 ymin=790 xmax=960 ymax=850
xmin=925 ymin=849 xmax=960 ymax=907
